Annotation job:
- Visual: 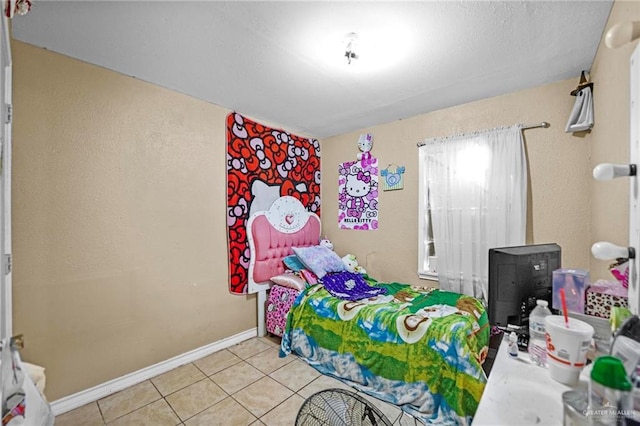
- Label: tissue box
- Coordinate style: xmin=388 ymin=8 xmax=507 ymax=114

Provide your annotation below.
xmin=585 ymin=279 xmax=629 ymax=319
xmin=552 ymin=268 xmax=589 ymax=314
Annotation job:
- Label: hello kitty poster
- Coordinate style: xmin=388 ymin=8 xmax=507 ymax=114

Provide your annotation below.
xmin=338 ymin=155 xmax=379 ymax=230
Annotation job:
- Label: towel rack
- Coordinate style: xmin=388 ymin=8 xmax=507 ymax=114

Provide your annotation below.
xmin=521 ymin=122 xmax=550 ymax=131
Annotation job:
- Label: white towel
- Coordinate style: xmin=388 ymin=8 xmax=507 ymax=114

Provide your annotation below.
xmin=565 ymin=86 xmax=594 ymax=132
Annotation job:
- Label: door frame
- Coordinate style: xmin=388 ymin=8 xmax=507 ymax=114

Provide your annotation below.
xmin=1 ymin=11 xmax=13 ymax=340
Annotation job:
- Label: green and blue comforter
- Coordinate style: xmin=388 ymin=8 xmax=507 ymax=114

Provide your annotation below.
xmin=280 ymin=281 xmax=490 ymax=425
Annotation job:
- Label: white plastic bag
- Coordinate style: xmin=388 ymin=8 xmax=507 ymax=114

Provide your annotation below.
xmin=0 ymin=339 xmax=53 ymax=426
xmin=1 ymin=338 xmax=25 ymax=425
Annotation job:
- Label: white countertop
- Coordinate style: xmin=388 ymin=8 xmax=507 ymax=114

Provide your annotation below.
xmin=473 ymin=336 xmax=591 ymax=425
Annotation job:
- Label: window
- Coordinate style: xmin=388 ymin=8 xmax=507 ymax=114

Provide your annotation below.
xmin=418 ymin=181 xmax=437 ymax=279
xmin=417 ymin=126 xmax=527 ymax=299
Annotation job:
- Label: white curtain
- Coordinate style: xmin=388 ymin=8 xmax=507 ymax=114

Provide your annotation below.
xmin=418 ymin=125 xmax=527 ymax=302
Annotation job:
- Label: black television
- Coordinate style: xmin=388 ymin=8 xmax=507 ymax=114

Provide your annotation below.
xmin=488 ymin=243 xmax=561 ymax=328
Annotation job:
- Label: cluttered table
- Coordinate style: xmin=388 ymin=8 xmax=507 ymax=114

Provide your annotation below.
xmin=473 ymin=335 xmax=591 ymax=425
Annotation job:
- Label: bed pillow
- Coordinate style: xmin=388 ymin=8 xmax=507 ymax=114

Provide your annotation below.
xmin=292 ymin=245 xmax=346 ymax=279
xmin=300 ymin=269 xmax=319 ymax=285
xmin=283 ymin=255 xmax=305 ymax=272
xmin=270 ymin=272 xmax=307 ymax=291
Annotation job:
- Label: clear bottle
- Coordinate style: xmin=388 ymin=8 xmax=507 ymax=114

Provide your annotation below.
xmin=588 ymin=355 xmax=631 ymax=425
xmin=528 ymin=299 xmax=552 ymax=367
xmin=622 ymin=360 xmax=640 ymax=425
xmin=508 ymin=331 xmax=519 ymax=358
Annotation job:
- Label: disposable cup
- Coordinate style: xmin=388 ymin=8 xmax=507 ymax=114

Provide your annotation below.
xmin=545 ymin=315 xmax=594 ymax=385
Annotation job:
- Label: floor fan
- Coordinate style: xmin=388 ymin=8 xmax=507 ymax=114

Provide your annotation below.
xmin=295 ymin=388 xmax=393 ymax=426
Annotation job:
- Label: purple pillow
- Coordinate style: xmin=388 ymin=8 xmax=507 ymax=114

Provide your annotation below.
xmin=292 ymin=245 xmax=346 ymax=279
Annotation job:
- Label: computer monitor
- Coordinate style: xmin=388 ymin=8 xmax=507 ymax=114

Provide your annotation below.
xmin=488 ymin=243 xmax=561 ymax=328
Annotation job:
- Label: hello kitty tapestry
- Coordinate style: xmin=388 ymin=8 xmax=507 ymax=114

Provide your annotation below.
xmin=338 ymin=155 xmax=379 ymax=230
xmin=226 ymin=113 xmax=321 ymax=294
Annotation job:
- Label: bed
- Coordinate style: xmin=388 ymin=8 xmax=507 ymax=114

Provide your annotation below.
xmin=246 ymin=196 xmax=321 ymax=336
xmin=246 ymin=196 xmax=490 ymax=425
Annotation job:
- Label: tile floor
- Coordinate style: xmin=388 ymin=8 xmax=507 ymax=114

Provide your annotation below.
xmin=54 ymin=336 xmax=420 ymax=425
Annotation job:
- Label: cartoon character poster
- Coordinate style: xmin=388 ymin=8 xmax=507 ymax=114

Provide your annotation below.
xmin=226 ymin=113 xmax=321 ymax=294
xmin=338 ymin=156 xmax=379 ymax=230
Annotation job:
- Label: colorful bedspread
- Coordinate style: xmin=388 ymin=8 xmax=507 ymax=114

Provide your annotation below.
xmin=280 ymin=282 xmax=490 ymax=425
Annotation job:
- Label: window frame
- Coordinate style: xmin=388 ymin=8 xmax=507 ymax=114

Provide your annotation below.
xmin=417 ymin=163 xmax=438 ymax=280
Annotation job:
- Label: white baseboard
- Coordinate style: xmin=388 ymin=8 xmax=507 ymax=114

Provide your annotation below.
xmin=50 ymin=328 xmax=257 ymax=416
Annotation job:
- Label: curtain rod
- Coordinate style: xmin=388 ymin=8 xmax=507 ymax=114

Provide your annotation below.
xmin=416 ymin=122 xmax=550 ymax=147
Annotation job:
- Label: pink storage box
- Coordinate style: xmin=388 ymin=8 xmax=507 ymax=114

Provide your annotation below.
xmin=266 ymin=284 xmax=301 ymax=337
xmin=585 ymin=279 xmax=629 ymax=319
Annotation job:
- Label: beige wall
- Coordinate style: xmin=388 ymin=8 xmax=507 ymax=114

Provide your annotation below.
xmin=589 ymin=0 xmax=640 ymax=280
xmin=12 ymin=41 xmax=256 ymax=401
xmin=321 ymin=80 xmax=592 ymax=286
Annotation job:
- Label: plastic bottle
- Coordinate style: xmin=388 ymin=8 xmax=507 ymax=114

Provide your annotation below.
xmin=528 ymin=299 xmax=552 ymax=367
xmin=622 ymin=361 xmax=640 ymax=425
xmin=588 ymin=355 xmax=631 ymax=425
xmin=508 ymin=332 xmax=519 ymax=358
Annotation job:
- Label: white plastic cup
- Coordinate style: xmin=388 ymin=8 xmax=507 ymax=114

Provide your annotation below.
xmin=545 ymin=315 xmax=594 ymax=385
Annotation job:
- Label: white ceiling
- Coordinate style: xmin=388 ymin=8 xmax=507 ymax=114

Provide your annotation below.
xmin=11 ymin=1 xmax=613 ymax=138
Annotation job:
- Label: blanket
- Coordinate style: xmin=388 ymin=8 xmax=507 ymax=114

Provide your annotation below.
xmin=281 ymin=282 xmax=490 ymax=424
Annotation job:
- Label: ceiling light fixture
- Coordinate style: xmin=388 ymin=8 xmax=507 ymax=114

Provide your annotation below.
xmin=344 ymin=32 xmax=358 ymax=65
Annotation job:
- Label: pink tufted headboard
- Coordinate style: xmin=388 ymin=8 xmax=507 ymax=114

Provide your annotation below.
xmin=246 ymin=196 xmax=321 ymax=294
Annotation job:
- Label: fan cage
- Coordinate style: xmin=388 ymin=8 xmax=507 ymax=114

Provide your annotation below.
xmin=296 ymin=388 xmax=393 ymax=426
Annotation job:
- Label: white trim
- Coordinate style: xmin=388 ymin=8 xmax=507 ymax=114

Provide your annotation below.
xmin=629 ymin=44 xmax=640 ymax=316
xmin=0 ymin=12 xmax=12 ymax=341
xmin=418 ymin=272 xmax=438 ymax=281
xmin=49 ymin=328 xmax=257 ymax=416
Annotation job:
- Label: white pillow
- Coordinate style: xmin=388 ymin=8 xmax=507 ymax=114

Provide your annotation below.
xmin=270 ymin=273 xmax=306 ymax=291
